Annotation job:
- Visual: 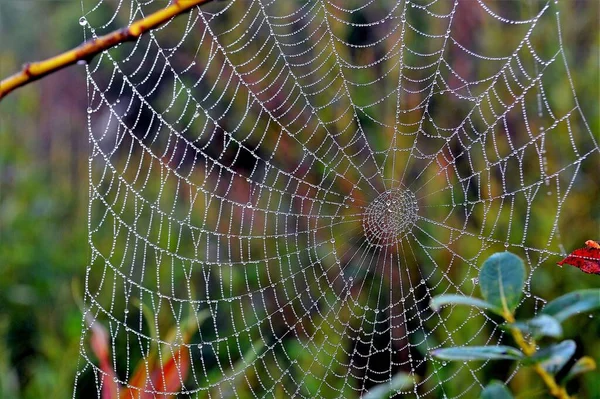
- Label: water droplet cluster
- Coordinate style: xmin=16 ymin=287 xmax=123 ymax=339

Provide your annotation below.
xmin=363 ymin=188 xmax=418 ymax=247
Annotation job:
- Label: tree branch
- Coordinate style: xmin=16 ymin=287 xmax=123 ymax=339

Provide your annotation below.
xmin=0 ymin=0 xmax=214 ymax=101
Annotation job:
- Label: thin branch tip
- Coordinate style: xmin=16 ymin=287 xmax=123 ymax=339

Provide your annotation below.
xmin=0 ymin=0 xmax=213 ymax=102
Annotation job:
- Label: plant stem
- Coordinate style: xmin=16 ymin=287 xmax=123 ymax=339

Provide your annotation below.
xmin=0 ymin=0 xmax=213 ymax=101
xmin=507 ymin=318 xmax=571 ymax=399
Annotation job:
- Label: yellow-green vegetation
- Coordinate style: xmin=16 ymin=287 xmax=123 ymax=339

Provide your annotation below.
xmin=431 ymin=252 xmax=599 ymax=399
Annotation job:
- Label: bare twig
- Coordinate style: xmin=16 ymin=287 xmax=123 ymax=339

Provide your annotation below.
xmin=0 ymin=0 xmax=213 ymax=101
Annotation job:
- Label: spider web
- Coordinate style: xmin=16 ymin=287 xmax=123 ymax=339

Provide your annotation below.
xmin=74 ymin=0 xmax=598 ymax=398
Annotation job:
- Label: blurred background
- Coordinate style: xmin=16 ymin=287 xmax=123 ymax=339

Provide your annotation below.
xmin=0 ymin=0 xmax=598 ymax=398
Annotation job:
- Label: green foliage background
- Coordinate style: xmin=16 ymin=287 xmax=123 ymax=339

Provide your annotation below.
xmin=0 ymin=1 xmax=598 ymax=398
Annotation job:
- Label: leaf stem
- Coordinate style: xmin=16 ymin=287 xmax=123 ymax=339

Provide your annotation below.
xmin=0 ymin=0 xmax=213 ymax=101
xmin=507 ymin=316 xmax=571 ymax=399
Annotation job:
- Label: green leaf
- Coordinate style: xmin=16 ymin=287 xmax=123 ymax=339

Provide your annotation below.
xmin=409 ymin=326 xmax=440 ymax=358
xmin=564 ymin=356 xmax=597 ymax=383
xmin=480 ymin=381 xmax=514 ymax=399
xmin=164 ymin=309 xmax=210 ymax=344
xmin=208 ymin=340 xmax=265 ymax=398
xmin=362 ymin=372 xmax=416 ymax=399
xmin=479 ymin=252 xmax=526 ymax=317
xmin=526 ymin=340 xmax=576 ymax=374
xmin=509 ymin=315 xmax=562 ymax=339
xmin=133 ymin=298 xmax=158 ymax=343
xmin=430 ymin=294 xmax=496 ymax=312
xmin=230 ymin=340 xmax=265 ymax=377
xmin=431 ymin=346 xmax=523 ymax=361
xmin=541 ymin=289 xmax=600 ymax=323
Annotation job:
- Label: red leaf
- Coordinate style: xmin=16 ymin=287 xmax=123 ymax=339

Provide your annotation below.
xmin=123 ymin=357 xmax=152 ymax=399
xmin=123 ymin=348 xmax=190 ymax=399
xmin=558 ymin=240 xmax=600 ymax=275
xmin=87 ymin=315 xmax=119 ymax=399
xmin=151 ymin=345 xmax=191 ymax=398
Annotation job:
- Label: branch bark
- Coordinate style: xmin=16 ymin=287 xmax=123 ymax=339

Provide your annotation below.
xmin=0 ymin=0 xmax=214 ymax=101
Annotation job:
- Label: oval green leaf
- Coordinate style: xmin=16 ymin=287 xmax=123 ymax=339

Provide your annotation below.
xmin=510 ymin=315 xmax=562 ymax=339
xmin=430 ymin=294 xmax=496 ymax=312
xmin=431 ymin=346 xmax=523 ymax=361
xmin=564 ymin=356 xmax=597 ymax=383
xmin=541 ymin=289 xmax=600 ymax=323
xmin=363 ymin=372 xmax=416 ymax=399
xmin=479 ymin=252 xmax=526 ymax=317
xmin=526 ymin=340 xmax=576 ymax=374
xmin=480 ymin=381 xmax=514 ymax=399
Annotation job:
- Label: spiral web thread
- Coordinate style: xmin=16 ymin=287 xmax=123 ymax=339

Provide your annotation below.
xmin=74 ymin=0 xmax=598 ymax=398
